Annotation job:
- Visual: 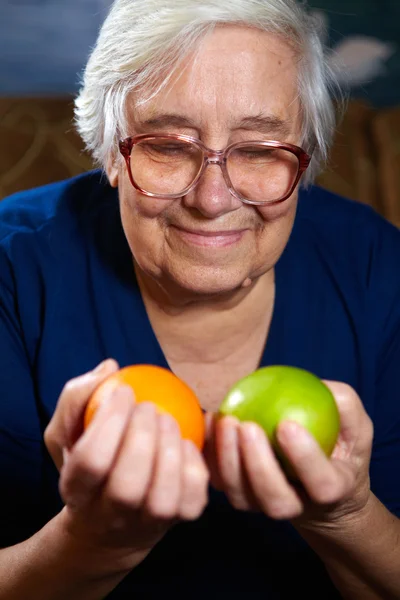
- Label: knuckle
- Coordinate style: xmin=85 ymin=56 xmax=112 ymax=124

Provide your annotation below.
xmin=287 ymin=504 xmax=303 ymax=520
xmin=62 ymin=374 xmax=97 ymax=408
xmin=106 ymin=467 xmax=151 ymax=510
xmin=247 ymin=464 xmax=267 ymax=484
xmin=146 ymin=499 xmax=177 ymax=521
xmin=180 ymin=497 xmax=208 ymax=521
xmin=339 ymin=382 xmax=355 ymax=396
xmin=59 ymin=479 xmax=75 ymax=506
xmin=265 ymin=498 xmax=296 ymax=520
xmin=43 ymin=428 xmax=62 ymax=468
xmin=43 ymin=425 xmax=54 ymax=449
xmin=71 ymin=452 xmax=107 ymax=486
xmin=132 ymin=431 xmax=156 ymax=457
xmin=197 ymin=488 xmax=209 ymax=511
xmin=62 ymin=378 xmax=81 ymax=397
xmin=161 ymin=450 xmax=181 ymax=473
xmin=364 ymin=415 xmax=374 ymax=439
xmin=333 ymin=381 xmax=354 ymax=398
xmin=180 ymin=468 xmax=209 ymax=520
xmin=180 ymin=508 xmax=200 ymax=521
xmin=227 ymin=492 xmax=251 ymax=511
xmin=184 ymin=463 xmax=209 ymax=490
xmin=327 ymin=381 xmax=358 ymax=407
xmin=107 ymin=486 xmax=144 ymax=511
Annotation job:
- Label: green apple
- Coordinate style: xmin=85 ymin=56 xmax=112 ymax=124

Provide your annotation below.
xmin=219 ymin=366 xmax=340 ymax=477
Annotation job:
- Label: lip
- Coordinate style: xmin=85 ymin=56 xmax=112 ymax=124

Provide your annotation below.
xmin=172 ymin=226 xmax=247 ymax=248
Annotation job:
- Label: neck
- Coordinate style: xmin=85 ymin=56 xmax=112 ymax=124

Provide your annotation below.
xmin=136 ymin=266 xmax=275 ymax=364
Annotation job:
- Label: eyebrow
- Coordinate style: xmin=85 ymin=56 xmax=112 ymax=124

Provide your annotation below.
xmin=136 ymin=113 xmax=292 ymax=137
xmin=236 ymin=114 xmax=292 ymax=137
xmin=137 ymin=114 xmax=196 ymax=130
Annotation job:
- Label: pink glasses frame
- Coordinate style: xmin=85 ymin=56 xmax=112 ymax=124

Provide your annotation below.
xmin=119 ymin=133 xmax=312 ymax=205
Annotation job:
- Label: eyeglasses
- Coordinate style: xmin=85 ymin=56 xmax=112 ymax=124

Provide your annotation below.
xmin=119 ymin=133 xmax=312 ymax=205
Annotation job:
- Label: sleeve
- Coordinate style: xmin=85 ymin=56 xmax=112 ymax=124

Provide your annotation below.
xmin=0 ymin=244 xmax=47 ymax=546
xmin=367 ymin=216 xmax=400 ymax=518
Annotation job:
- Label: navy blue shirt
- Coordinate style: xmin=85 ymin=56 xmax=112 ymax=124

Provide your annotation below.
xmin=1 ymin=170 xmax=400 ymax=599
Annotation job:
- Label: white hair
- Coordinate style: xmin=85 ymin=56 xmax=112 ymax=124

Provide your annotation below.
xmin=75 ymin=0 xmax=342 ymax=185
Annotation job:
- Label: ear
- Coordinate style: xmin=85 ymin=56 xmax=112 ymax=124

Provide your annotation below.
xmin=105 ymin=154 xmax=119 ymax=188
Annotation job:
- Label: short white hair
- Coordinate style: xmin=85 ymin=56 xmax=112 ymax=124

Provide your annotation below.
xmin=75 ymin=0 xmax=342 ymax=185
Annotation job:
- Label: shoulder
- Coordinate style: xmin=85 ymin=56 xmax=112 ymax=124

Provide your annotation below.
xmin=0 ymin=169 xmax=115 ymax=262
xmin=0 ymin=169 xmax=118 ymax=307
xmin=0 ymin=169 xmax=112 ymax=241
xmin=296 ymin=186 xmax=400 ymax=359
xmin=296 ymin=185 xmax=400 ymax=289
xmin=298 ymin=185 xmax=400 ymax=242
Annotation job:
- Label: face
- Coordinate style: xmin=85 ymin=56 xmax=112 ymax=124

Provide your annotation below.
xmin=108 ymin=26 xmax=303 ymax=298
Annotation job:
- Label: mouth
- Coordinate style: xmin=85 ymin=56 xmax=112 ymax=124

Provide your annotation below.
xmin=171 ymin=226 xmax=247 ymax=248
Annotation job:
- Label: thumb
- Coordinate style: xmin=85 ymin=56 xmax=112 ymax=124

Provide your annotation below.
xmin=44 ymin=359 xmax=119 ymax=470
xmin=322 ymin=380 xmax=372 ymax=457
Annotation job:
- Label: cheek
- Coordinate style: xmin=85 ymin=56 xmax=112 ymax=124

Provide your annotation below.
xmin=253 ymin=197 xmax=297 ymax=263
xmin=117 ymin=168 xmax=176 ymax=219
xmin=257 ymin=193 xmax=298 ymax=236
xmin=118 ymin=185 xmax=174 ymax=269
xmin=257 ymin=191 xmax=298 ymax=222
xmin=123 ymin=190 xmax=174 ymax=221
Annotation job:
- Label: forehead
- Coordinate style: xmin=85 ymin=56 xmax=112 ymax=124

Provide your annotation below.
xmin=130 ymin=26 xmax=301 ymax=136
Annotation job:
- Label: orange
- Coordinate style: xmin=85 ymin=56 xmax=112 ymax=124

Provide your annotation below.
xmin=84 ymin=364 xmax=205 ymax=450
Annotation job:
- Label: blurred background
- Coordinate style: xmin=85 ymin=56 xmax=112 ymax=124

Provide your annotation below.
xmin=1 ymin=0 xmax=400 ymax=226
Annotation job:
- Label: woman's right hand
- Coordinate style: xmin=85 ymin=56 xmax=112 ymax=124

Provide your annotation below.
xmin=44 ymin=359 xmax=209 ymax=569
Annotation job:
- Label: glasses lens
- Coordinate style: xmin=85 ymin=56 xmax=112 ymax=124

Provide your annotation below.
xmin=130 ymin=138 xmax=203 ymax=196
xmin=227 ymin=145 xmax=300 ymax=203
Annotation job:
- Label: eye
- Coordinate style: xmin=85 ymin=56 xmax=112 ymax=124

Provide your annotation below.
xmin=235 ymin=147 xmax=278 ymax=161
xmin=141 ymin=142 xmax=193 ymax=157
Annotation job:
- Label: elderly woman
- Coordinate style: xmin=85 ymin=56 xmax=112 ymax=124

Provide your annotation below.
xmin=0 ymin=0 xmax=399 ymax=598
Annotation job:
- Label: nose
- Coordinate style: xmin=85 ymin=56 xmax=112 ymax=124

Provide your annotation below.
xmin=182 ymin=162 xmax=242 ymax=219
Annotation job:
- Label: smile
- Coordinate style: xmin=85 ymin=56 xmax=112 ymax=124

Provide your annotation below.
xmin=171 ymin=226 xmax=247 ymax=248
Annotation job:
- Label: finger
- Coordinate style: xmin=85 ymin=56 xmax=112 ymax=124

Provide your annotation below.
xmin=179 ymin=440 xmax=209 ymax=520
xmin=105 ymin=402 xmax=158 ymax=510
xmin=45 ymin=359 xmax=119 ymax=469
xmin=215 ymin=416 xmax=254 ymax=510
xmin=239 ymin=422 xmax=304 ymax=519
xmin=276 ymin=420 xmax=352 ymax=505
xmin=145 ymin=413 xmax=182 ymax=519
xmin=59 ymin=385 xmax=134 ymax=510
xmin=203 ymin=413 xmax=224 ymax=491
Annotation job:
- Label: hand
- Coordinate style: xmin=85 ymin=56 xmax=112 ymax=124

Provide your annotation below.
xmin=44 ymin=360 xmax=209 ymax=567
xmin=204 ymin=381 xmax=373 ymax=529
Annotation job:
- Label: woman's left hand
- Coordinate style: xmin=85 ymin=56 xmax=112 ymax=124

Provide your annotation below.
xmin=204 ymin=381 xmax=374 ymax=527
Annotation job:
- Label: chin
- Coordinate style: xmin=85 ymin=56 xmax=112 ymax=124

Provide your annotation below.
xmin=166 ymin=265 xmax=251 ymax=297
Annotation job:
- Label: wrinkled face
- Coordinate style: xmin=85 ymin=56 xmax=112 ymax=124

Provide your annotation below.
xmin=108 ymin=25 xmax=304 ymax=297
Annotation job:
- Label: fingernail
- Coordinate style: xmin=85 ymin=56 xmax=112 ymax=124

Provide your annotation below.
xmin=242 ymin=422 xmax=262 ymax=442
xmin=279 ymin=421 xmax=312 ymax=448
xmin=112 ymin=384 xmax=134 ymax=402
xmin=96 ymin=383 xmax=132 ymax=412
xmin=137 ymin=401 xmax=156 ymax=416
